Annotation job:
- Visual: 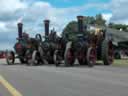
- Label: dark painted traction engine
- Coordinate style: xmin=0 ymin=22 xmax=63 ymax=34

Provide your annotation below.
xmin=35 ymin=20 xmax=60 ymax=64
xmin=6 ymin=22 xmax=42 ymax=65
xmin=54 ymin=16 xmax=114 ymax=67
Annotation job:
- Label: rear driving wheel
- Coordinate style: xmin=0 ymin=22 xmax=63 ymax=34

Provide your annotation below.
xmin=102 ymin=40 xmax=114 ymax=65
xmin=64 ymin=48 xmax=75 ymax=67
xmin=86 ymin=47 xmax=96 ymax=67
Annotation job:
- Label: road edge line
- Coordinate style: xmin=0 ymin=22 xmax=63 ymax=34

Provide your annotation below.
xmin=0 ymin=75 xmax=22 ymax=96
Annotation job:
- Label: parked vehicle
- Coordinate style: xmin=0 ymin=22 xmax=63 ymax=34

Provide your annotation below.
xmin=54 ymin=16 xmax=114 ymax=67
xmin=35 ymin=20 xmax=60 ymax=64
xmin=6 ymin=22 xmax=42 ymax=65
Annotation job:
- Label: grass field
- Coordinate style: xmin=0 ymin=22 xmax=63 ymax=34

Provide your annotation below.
xmin=112 ymin=59 xmax=128 ymax=67
xmin=97 ymin=59 xmax=128 ymax=67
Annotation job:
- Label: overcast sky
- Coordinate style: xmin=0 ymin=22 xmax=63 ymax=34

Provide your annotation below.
xmin=0 ymin=0 xmax=128 ymax=50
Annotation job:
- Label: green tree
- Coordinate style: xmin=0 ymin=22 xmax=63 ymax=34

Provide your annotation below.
xmin=83 ymin=16 xmax=95 ymax=25
xmin=108 ymin=23 xmax=128 ymax=32
xmin=62 ymin=21 xmax=78 ymax=40
xmin=95 ymin=14 xmax=106 ymax=26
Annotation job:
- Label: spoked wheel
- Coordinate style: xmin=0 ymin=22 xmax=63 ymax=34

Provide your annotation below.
xmin=31 ymin=50 xmax=41 ymax=66
xmin=102 ymin=40 xmax=114 ymax=65
xmin=38 ymin=46 xmax=48 ymax=64
xmin=54 ymin=50 xmax=62 ymax=67
xmin=64 ymin=48 xmax=75 ymax=67
xmin=6 ymin=51 xmax=15 ymax=65
xmin=86 ymin=47 xmax=96 ymax=67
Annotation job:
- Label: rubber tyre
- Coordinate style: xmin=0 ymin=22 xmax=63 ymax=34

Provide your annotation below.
xmin=101 ymin=40 xmax=113 ymax=65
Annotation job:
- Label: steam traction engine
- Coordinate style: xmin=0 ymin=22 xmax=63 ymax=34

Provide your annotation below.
xmin=6 ymin=22 xmax=42 ymax=65
xmin=54 ymin=16 xmax=114 ymax=67
xmin=91 ymin=26 xmax=114 ymax=65
xmin=54 ymin=16 xmax=96 ymax=67
xmin=35 ymin=20 xmax=60 ymax=64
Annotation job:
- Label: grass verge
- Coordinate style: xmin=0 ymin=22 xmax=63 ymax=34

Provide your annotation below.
xmin=112 ymin=59 xmax=128 ymax=67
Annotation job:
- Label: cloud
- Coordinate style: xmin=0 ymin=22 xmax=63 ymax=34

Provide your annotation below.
xmin=102 ymin=13 xmax=112 ymax=24
xmin=0 ymin=22 xmax=6 ymax=31
xmin=108 ymin=0 xmax=128 ymax=24
xmin=0 ymin=0 xmax=27 ymax=12
xmin=0 ymin=31 xmax=17 ymax=50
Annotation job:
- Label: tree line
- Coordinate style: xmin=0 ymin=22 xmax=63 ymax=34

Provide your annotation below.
xmin=62 ymin=14 xmax=128 ymax=35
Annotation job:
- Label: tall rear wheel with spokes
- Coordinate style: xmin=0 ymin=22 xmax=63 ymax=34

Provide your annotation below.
xmin=64 ymin=48 xmax=75 ymax=67
xmin=86 ymin=47 xmax=96 ymax=67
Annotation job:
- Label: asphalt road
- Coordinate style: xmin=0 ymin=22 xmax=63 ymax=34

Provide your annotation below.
xmin=0 ymin=59 xmax=128 ymax=96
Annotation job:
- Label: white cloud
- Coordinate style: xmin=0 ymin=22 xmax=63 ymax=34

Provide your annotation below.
xmin=108 ymin=0 xmax=128 ymax=24
xmin=0 ymin=22 xmax=6 ymax=31
xmin=102 ymin=13 xmax=112 ymax=23
xmin=0 ymin=0 xmax=27 ymax=12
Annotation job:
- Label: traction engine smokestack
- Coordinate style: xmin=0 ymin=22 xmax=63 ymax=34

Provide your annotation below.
xmin=17 ymin=23 xmax=23 ymax=39
xmin=77 ymin=16 xmax=84 ymax=33
xmin=44 ymin=20 xmax=50 ymax=37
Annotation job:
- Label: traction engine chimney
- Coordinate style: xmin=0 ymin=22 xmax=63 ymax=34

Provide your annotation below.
xmin=17 ymin=23 xmax=23 ymax=39
xmin=44 ymin=20 xmax=50 ymax=37
xmin=77 ymin=16 xmax=84 ymax=33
